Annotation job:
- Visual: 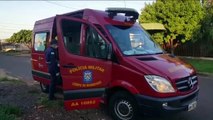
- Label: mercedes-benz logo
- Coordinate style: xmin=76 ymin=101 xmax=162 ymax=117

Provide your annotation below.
xmin=188 ymin=77 xmax=194 ymax=89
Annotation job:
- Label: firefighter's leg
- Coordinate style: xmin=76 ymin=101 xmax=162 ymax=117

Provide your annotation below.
xmin=49 ymin=72 xmax=57 ymax=100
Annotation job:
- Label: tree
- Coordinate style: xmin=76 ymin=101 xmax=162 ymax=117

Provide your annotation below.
xmin=7 ymin=30 xmax=32 ymax=49
xmin=139 ymin=0 xmax=205 ymax=55
xmin=194 ymin=0 xmax=213 ymax=55
xmin=202 ymin=1 xmax=213 ymax=41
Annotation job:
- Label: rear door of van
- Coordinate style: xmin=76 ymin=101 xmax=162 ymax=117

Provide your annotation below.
xmin=56 ymin=16 xmax=112 ymax=110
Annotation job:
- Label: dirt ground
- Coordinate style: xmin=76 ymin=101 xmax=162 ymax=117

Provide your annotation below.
xmin=0 ymin=78 xmax=112 ymax=120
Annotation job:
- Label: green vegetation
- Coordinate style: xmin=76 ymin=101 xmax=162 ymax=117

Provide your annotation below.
xmin=194 ymin=1 xmax=213 ymax=55
xmin=6 ymin=30 xmax=32 ymax=49
xmin=0 ymin=105 xmax=22 ymax=120
xmin=0 ymin=77 xmax=24 ymax=83
xmin=184 ymin=58 xmax=213 ymax=74
xmin=0 ymin=50 xmax=22 ymax=56
xmin=140 ymin=0 xmax=205 ymax=55
xmin=37 ymin=95 xmax=63 ymax=109
xmin=0 ymin=77 xmax=22 ymax=84
xmin=0 ymin=50 xmax=30 ymax=56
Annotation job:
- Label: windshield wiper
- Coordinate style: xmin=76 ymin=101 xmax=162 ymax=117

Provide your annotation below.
xmin=154 ymin=52 xmax=163 ymax=54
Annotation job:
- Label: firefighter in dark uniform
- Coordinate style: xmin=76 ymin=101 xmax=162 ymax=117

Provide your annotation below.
xmin=45 ymin=39 xmax=59 ymax=100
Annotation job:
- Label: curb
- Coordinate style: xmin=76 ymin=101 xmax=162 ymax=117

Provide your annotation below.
xmin=197 ymin=72 xmax=213 ymax=77
xmin=179 ymin=56 xmax=213 ymax=61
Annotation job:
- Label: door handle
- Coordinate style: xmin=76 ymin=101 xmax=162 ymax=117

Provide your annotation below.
xmin=38 ymin=56 xmax=44 ymax=60
xmin=62 ymin=64 xmax=77 ymax=68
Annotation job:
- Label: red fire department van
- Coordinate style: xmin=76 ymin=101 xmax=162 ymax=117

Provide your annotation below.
xmin=31 ymin=8 xmax=199 ymax=120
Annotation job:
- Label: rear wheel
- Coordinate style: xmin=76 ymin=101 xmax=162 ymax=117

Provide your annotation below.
xmin=109 ymin=91 xmax=139 ymax=120
xmin=40 ymin=82 xmax=49 ymax=93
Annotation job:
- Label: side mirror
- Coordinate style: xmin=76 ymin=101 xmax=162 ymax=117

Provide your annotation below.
xmin=107 ymin=43 xmax=112 ymax=60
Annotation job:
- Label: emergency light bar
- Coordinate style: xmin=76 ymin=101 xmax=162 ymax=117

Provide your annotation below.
xmin=105 ymin=8 xmax=139 ymax=22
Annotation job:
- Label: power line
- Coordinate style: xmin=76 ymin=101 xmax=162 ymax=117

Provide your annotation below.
xmin=0 ymin=31 xmax=17 ymax=36
xmin=0 ymin=31 xmax=13 ymax=33
xmin=0 ymin=27 xmax=32 ymax=31
xmin=0 ymin=27 xmax=23 ymax=31
xmin=0 ymin=25 xmax=32 ymax=29
xmin=0 ymin=32 xmax=15 ymax=34
xmin=0 ymin=29 xmax=22 ymax=33
xmin=0 ymin=29 xmax=20 ymax=32
xmin=44 ymin=1 xmax=73 ymax=9
xmin=0 ymin=22 xmax=33 ymax=26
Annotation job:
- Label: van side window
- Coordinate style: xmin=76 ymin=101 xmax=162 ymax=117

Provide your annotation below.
xmin=34 ymin=32 xmax=48 ymax=51
xmin=85 ymin=27 xmax=107 ymax=59
xmin=61 ymin=19 xmax=81 ymax=55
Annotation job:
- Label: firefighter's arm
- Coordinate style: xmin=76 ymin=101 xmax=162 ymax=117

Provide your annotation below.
xmin=45 ymin=50 xmax=51 ymax=64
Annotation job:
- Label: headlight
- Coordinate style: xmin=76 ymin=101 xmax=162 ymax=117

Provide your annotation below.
xmin=144 ymin=75 xmax=175 ymax=93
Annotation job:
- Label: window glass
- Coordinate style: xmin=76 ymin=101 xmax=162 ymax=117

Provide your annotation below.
xmin=106 ymin=25 xmax=163 ymax=56
xmin=34 ymin=33 xmax=47 ymax=51
xmin=61 ymin=19 xmax=81 ymax=55
xmin=85 ymin=27 xmax=107 ymax=59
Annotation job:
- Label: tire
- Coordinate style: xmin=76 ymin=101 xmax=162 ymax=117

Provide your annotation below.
xmin=109 ymin=91 xmax=139 ymax=120
xmin=40 ymin=82 xmax=49 ymax=93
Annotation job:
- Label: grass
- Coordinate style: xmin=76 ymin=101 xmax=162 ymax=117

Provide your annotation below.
xmin=0 ymin=50 xmax=22 ymax=56
xmin=184 ymin=58 xmax=213 ymax=74
xmin=0 ymin=104 xmax=22 ymax=120
xmin=0 ymin=77 xmax=23 ymax=84
xmin=0 ymin=50 xmax=30 ymax=56
xmin=37 ymin=95 xmax=63 ymax=109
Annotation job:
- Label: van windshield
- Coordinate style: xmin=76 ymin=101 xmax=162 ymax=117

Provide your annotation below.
xmin=106 ymin=25 xmax=163 ymax=56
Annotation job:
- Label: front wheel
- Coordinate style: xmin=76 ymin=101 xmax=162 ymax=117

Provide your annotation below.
xmin=109 ymin=91 xmax=139 ymax=120
xmin=40 ymin=82 xmax=49 ymax=93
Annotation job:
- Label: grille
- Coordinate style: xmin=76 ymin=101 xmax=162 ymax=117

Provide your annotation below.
xmin=175 ymin=75 xmax=198 ymax=92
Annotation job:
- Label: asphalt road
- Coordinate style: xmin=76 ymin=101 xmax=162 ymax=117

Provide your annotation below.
xmin=0 ymin=54 xmax=213 ymax=120
xmin=0 ymin=54 xmax=33 ymax=82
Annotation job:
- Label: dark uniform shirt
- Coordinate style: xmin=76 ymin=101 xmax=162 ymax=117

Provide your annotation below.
xmin=45 ymin=47 xmax=59 ymax=74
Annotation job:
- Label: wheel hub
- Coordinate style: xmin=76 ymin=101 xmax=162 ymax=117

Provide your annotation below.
xmin=114 ymin=100 xmax=133 ymax=120
xmin=41 ymin=84 xmax=46 ymax=89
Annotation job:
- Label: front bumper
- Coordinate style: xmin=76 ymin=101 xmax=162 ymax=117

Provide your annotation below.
xmin=135 ymin=88 xmax=199 ymax=114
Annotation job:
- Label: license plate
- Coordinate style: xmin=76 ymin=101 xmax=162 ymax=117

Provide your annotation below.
xmin=188 ymin=101 xmax=197 ymax=111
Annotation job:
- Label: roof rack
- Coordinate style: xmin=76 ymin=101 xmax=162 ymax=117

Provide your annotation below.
xmin=105 ymin=8 xmax=139 ymax=22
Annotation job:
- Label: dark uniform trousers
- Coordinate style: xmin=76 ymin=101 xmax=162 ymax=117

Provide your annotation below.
xmin=49 ymin=71 xmax=57 ymax=99
xmin=45 ymin=47 xmax=59 ymax=100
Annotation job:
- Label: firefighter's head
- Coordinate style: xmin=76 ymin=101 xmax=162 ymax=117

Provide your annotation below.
xmin=50 ymin=39 xmax=58 ymax=49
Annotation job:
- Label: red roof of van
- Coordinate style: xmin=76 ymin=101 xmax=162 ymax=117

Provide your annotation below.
xmin=33 ymin=8 xmax=137 ymax=32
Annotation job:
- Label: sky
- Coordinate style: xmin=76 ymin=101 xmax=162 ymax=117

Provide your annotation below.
xmin=0 ymin=0 xmax=155 ymax=39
